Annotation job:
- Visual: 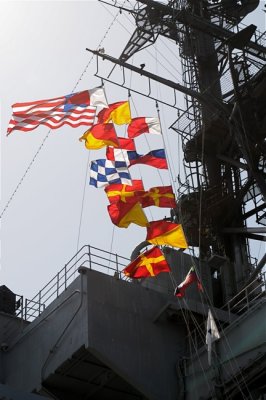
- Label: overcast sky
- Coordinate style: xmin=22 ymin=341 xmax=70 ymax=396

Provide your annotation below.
xmin=1 ymin=1 xmax=265 ymax=300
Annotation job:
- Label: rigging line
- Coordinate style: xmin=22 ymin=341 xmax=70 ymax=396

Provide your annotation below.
xmin=101 ymin=2 xmax=184 ymax=84
xmin=129 ymin=94 xmax=157 ymax=223
xmin=181 ymin=293 xmax=249 ymax=399
xmin=157 ymin=37 xmax=184 ymax=79
xmin=168 ymin=269 xmax=177 ymax=287
xmin=185 ymin=252 xmax=256 ymax=397
xmin=152 ymin=45 xmax=174 ymax=187
xmin=210 ymin=313 xmax=255 ymax=398
xmin=159 ymin=106 xmax=192 ymax=267
xmin=91 ymin=12 xmax=258 ymax=394
xmin=0 ymin=6 xmax=123 ymax=221
xmin=74 ymin=151 xmax=91 ymax=274
xmin=0 ymin=131 xmax=50 ymax=220
xmin=193 ymin=259 xmax=254 ymax=397
xmin=154 ymin=41 xmax=184 ymax=82
xmin=111 ymin=6 xmax=260 ymax=396
xmin=177 ymin=298 xmax=214 ymax=394
xmin=167 ymin=261 xmax=215 ymax=392
xmin=156 ymin=104 xmax=176 ymax=189
xmin=107 ymin=225 xmax=116 ymax=272
xmin=160 ymin=113 xmax=248 ymax=395
xmin=155 ymin=86 xmax=178 ymax=190
xmin=171 ymin=268 xmax=222 ymax=397
xmin=178 ymin=165 xmax=256 ymax=395
xmin=129 ymin=14 xmax=182 ymax=83
xmin=198 ymin=127 xmax=206 ymax=272
xmin=130 ymin=93 xmax=165 ymax=187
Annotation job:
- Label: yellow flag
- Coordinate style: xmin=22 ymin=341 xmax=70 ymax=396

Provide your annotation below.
xmin=79 ymin=123 xmax=119 ymax=150
xmin=108 ymin=200 xmax=148 ymax=228
xmin=146 ymin=221 xmax=188 ymax=248
xmin=107 ymin=101 xmax=131 ymax=125
xmin=98 ymin=101 xmax=131 ymax=125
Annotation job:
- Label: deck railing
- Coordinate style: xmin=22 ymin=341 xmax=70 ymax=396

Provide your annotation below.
xmin=16 ymin=245 xmax=130 ymax=322
xmin=186 ymin=271 xmax=266 ymax=352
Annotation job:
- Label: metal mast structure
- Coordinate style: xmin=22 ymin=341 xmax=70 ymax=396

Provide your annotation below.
xmin=1 ymin=2 xmax=265 ymax=400
xmin=89 ymin=0 xmax=266 ymax=306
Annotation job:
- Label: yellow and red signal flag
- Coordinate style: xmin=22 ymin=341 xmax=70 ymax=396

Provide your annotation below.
xmin=105 ymin=180 xmax=145 ymax=204
xmin=122 ymin=246 xmax=171 ymax=278
xmin=141 ymin=185 xmax=176 ymax=208
xmin=107 ymin=198 xmax=148 ymax=228
xmin=79 ymin=123 xmax=119 ymax=150
xmin=146 ymin=220 xmax=188 ymax=249
xmin=97 ymin=101 xmax=131 ymax=125
xmin=127 ymin=117 xmax=161 ymax=139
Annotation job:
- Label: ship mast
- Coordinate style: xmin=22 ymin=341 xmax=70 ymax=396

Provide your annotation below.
xmin=89 ymin=0 xmax=266 ymax=305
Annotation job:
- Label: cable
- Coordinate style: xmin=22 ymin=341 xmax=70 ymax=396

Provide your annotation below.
xmin=74 ymin=151 xmax=91 ymax=274
xmin=0 ymin=131 xmax=50 ymax=219
xmin=1 ymin=2 xmax=125 ymax=221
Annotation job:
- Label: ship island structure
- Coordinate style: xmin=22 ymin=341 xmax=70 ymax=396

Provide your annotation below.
xmin=0 ymin=0 xmax=266 ymax=399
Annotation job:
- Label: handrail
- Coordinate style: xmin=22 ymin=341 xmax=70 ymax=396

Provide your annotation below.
xmin=21 ymin=245 xmax=130 ymax=322
xmin=224 ymin=271 xmax=266 ymax=315
xmin=183 ymin=272 xmax=266 ymax=353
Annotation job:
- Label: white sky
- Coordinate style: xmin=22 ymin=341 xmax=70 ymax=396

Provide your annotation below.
xmin=1 ymin=1 xmax=265 ymax=299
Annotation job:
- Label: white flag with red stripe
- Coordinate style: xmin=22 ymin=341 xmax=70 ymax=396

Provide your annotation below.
xmin=7 ymin=87 xmax=107 ymax=135
xmin=127 ymin=117 xmax=161 ymax=139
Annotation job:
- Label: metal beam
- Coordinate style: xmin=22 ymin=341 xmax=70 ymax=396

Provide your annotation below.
xmin=241 ymin=253 xmax=266 ymax=289
xmin=216 ymin=154 xmax=248 ymax=170
xmin=133 ymin=0 xmax=266 ymax=60
xmin=223 ymin=227 xmax=266 ymax=234
xmin=242 ymin=203 xmax=266 ymax=220
xmin=86 ymin=48 xmax=227 ymax=115
xmin=244 ymin=233 xmax=266 ymax=242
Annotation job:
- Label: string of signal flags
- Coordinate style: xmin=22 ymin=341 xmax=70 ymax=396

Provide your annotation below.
xmin=7 ymin=87 xmax=203 ymax=297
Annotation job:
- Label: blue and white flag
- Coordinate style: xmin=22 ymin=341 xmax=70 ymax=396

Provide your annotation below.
xmin=89 ymin=159 xmax=132 ymax=188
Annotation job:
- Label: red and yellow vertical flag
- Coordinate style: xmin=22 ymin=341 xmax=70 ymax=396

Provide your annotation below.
xmin=97 ymin=101 xmax=131 ymax=125
xmin=107 ymin=198 xmax=148 ymax=228
xmin=122 ymin=246 xmax=171 ymax=278
xmin=105 ymin=180 xmax=145 ymax=204
xmin=79 ymin=123 xmax=119 ymax=149
xmin=146 ymin=220 xmax=188 ymax=248
xmin=141 ymin=186 xmax=176 ymax=208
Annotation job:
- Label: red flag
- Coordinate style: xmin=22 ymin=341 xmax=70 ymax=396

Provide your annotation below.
xmin=141 ymin=186 xmax=176 ymax=208
xmin=79 ymin=123 xmax=119 ymax=149
xmin=107 ymin=199 xmax=148 ymax=228
xmin=105 ymin=180 xmax=145 ymax=203
xmin=146 ymin=220 xmax=188 ymax=248
xmin=127 ymin=117 xmax=161 ymax=139
xmin=174 ymin=267 xmax=203 ymax=298
xmin=97 ymin=101 xmax=131 ymax=125
xmin=122 ymin=246 xmax=171 ymax=278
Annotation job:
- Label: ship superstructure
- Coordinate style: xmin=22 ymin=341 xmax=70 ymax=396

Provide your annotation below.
xmin=0 ymin=1 xmax=265 ymax=399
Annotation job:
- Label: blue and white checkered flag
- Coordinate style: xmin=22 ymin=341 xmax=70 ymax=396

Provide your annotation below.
xmin=89 ymin=159 xmax=132 ymax=188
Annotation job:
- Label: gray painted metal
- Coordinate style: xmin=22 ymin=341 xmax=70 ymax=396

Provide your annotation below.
xmin=2 ymin=267 xmax=186 ymax=399
xmin=181 ymin=299 xmax=266 ymax=399
xmin=0 ymin=383 xmax=48 ymax=400
xmin=1 ymin=252 xmax=265 ymax=399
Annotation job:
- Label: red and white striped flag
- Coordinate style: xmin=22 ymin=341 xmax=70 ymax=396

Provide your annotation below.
xmin=7 ymin=88 xmax=107 ymax=135
xmin=127 ymin=117 xmax=161 ymax=139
